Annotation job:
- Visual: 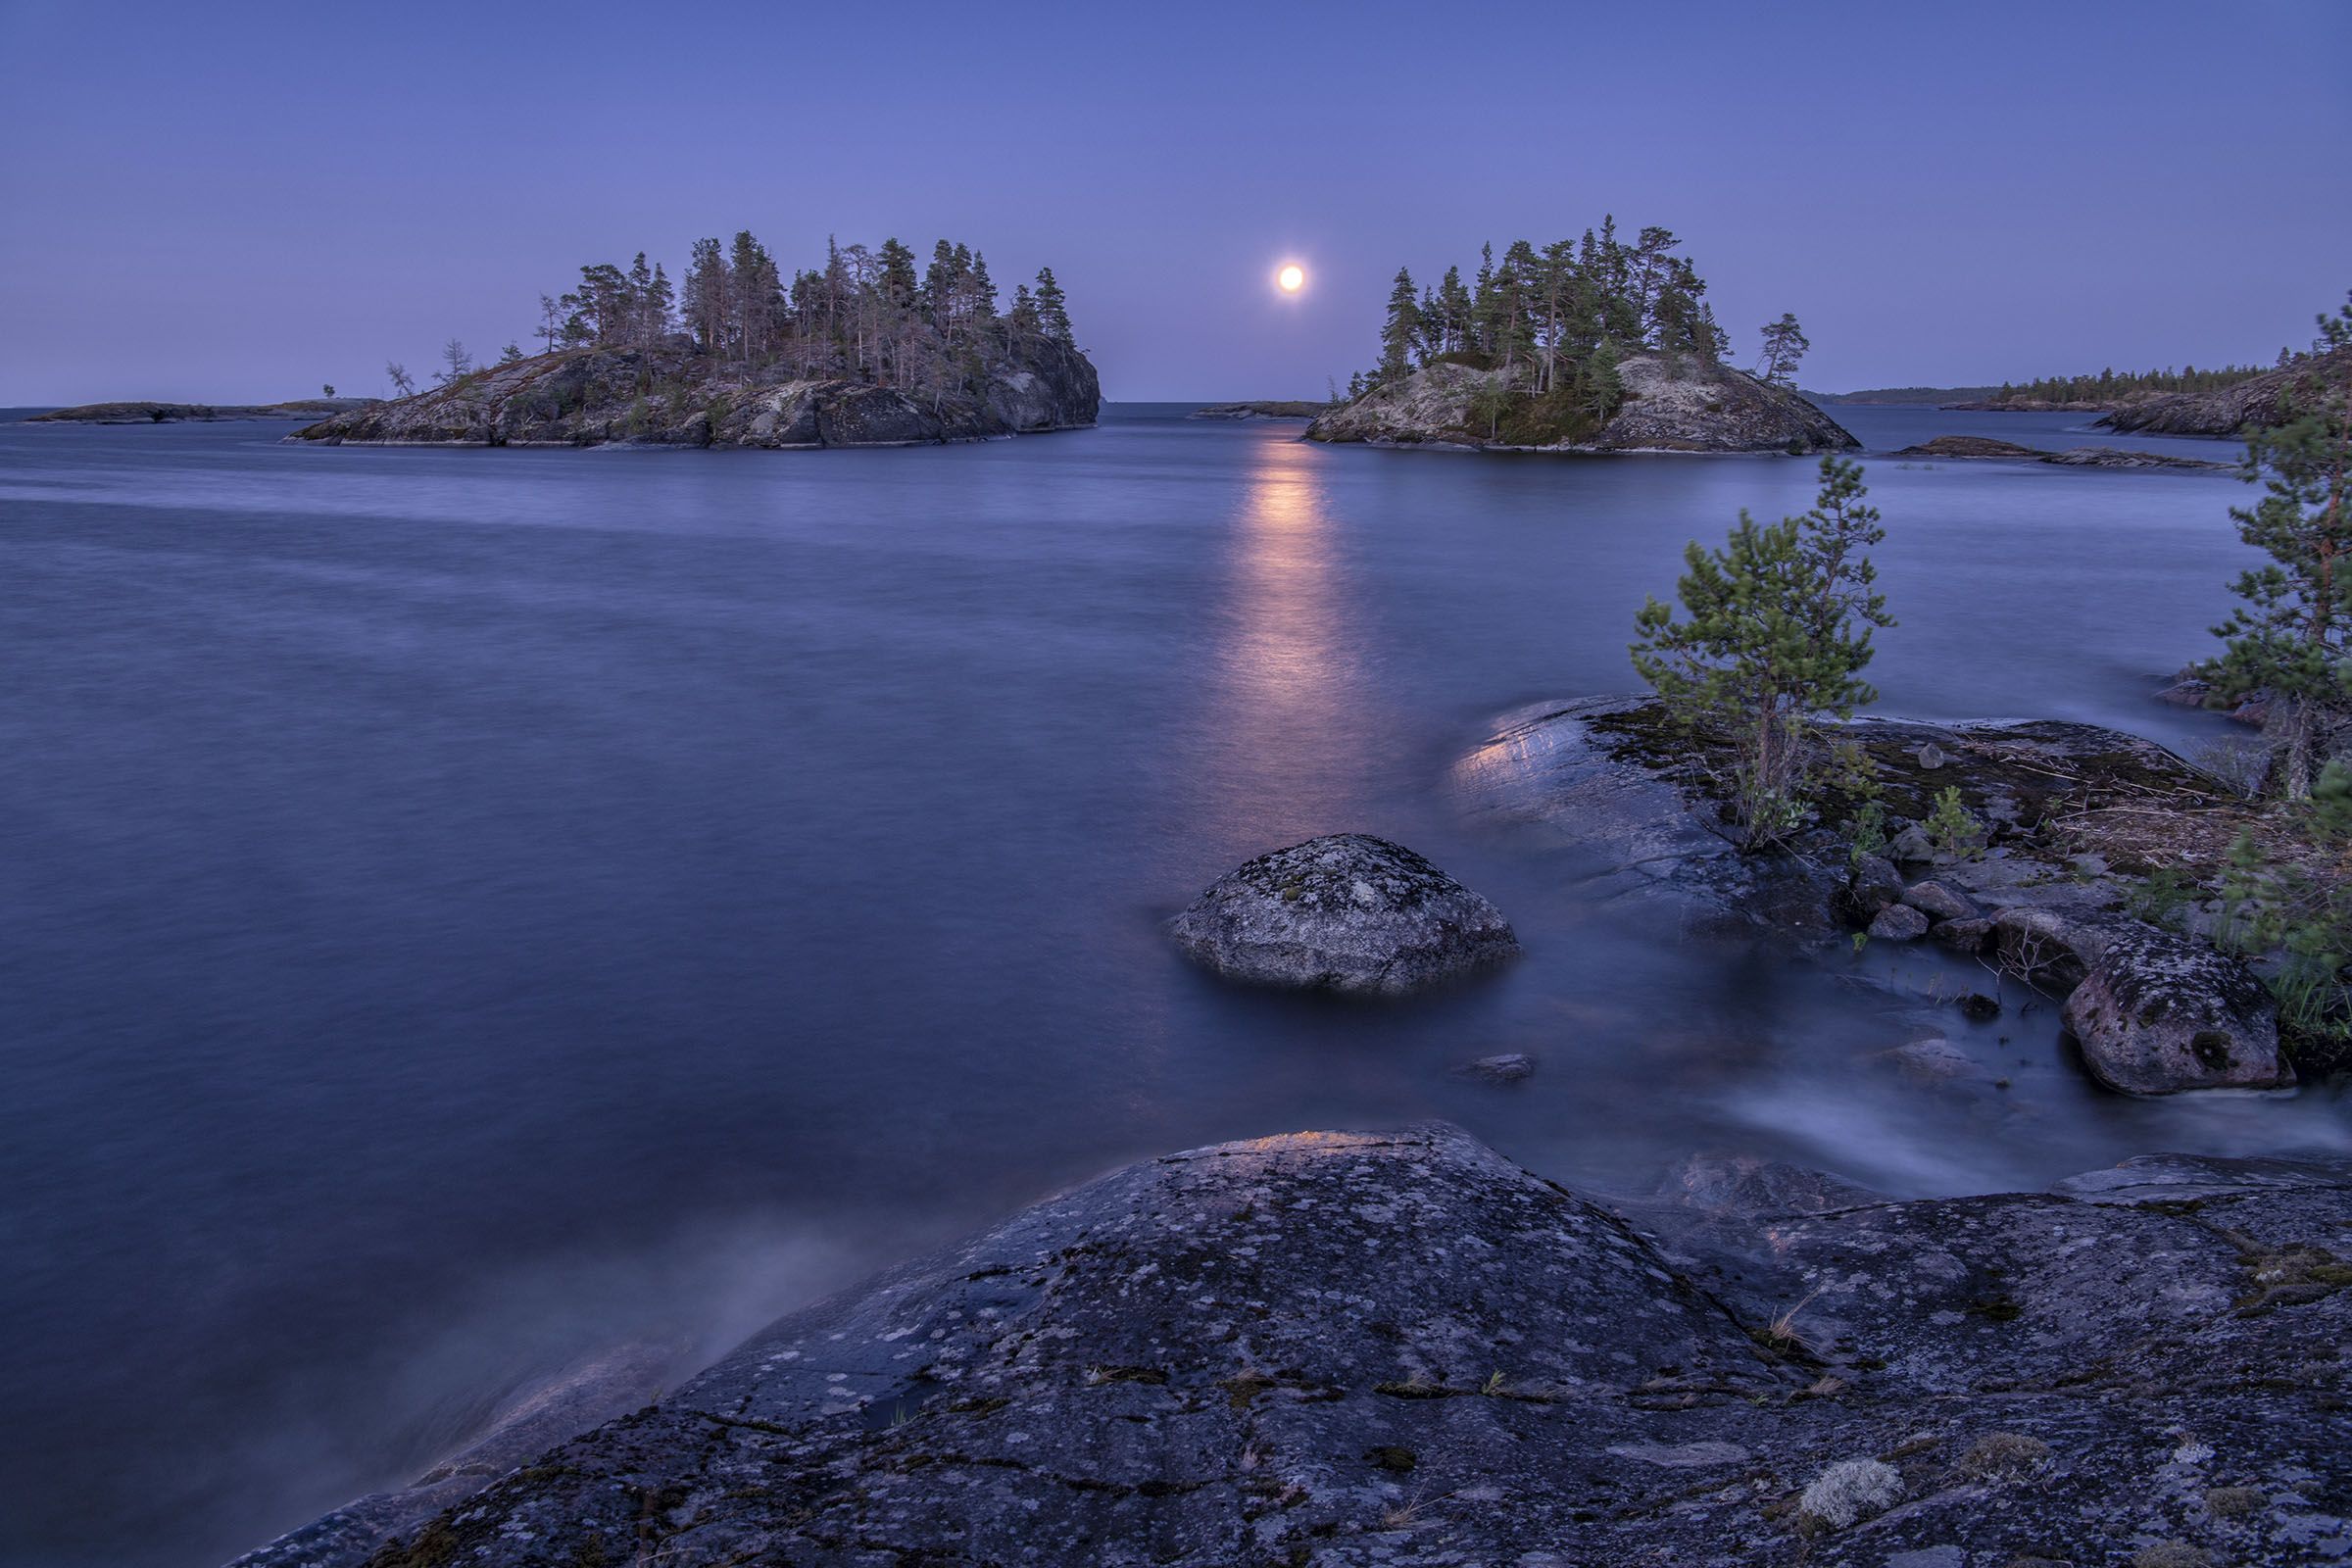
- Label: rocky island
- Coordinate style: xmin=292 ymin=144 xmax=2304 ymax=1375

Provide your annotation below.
xmin=236 ymin=1124 xmax=2351 ymax=1568
xmin=1302 ymin=223 xmax=1856 ymax=455
xmin=1891 ymin=436 xmax=2230 ymax=470
xmin=1188 ymin=400 xmax=1330 ymax=420
xmin=295 ymin=234 xmax=1099 ymax=449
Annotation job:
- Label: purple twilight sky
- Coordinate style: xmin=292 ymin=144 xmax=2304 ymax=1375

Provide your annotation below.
xmin=1 ymin=0 xmax=2347 ymax=405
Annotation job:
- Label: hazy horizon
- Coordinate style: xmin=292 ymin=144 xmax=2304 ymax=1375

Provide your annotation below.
xmin=3 ymin=0 xmax=2347 ymax=406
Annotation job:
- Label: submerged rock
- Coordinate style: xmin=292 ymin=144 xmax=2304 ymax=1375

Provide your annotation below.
xmin=1169 ymin=834 xmax=1518 ymax=995
xmin=237 ymin=1125 xmax=2352 ymax=1568
xmin=2061 ymin=925 xmax=2290 ymax=1094
xmin=1454 ymin=1052 xmax=1536 ymax=1084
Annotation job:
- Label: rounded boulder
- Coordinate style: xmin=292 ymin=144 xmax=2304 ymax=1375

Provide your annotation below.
xmin=1170 ymin=834 xmax=1519 ymax=995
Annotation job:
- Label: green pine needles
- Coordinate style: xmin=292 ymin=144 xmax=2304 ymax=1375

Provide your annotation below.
xmin=1631 ymin=457 xmax=1894 ymax=847
xmin=2207 ymin=293 xmax=2352 ymax=800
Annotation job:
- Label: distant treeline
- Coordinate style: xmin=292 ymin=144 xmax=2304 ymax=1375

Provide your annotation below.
xmin=1807 ymin=385 xmax=2001 ymax=407
xmin=1981 ymin=361 xmax=2276 ymax=407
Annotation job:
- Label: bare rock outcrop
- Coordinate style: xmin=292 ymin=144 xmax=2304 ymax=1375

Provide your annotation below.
xmin=1304 ymin=355 xmax=1857 ymax=454
xmin=232 ymin=1124 xmax=2352 ymax=1568
xmin=290 ymin=336 xmax=1099 ymax=450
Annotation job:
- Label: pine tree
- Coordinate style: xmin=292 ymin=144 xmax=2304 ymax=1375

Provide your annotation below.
xmin=385 ymin=362 xmax=414 ymax=397
xmin=1757 ymin=313 xmax=1810 ymax=386
xmin=1379 ymin=267 xmax=1421 ymax=382
xmin=682 ymin=238 xmax=729 ymax=355
xmin=878 ymin=239 xmax=919 ymax=313
xmin=1033 ymin=268 xmax=1072 ymax=344
xmin=2209 ymin=293 xmax=2352 ymax=798
xmin=1437 ymin=266 xmax=1471 ymax=357
xmin=727 ymin=232 xmax=779 ymax=364
xmin=1631 ymin=458 xmax=1893 ymax=841
xmin=1007 ymin=281 xmax=1041 ymax=339
xmin=645 ymin=263 xmax=675 ymax=343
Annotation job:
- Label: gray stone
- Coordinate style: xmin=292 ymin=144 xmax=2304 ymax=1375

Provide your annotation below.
xmin=1901 ymin=879 xmax=1979 ymax=922
xmin=1454 ymin=1052 xmax=1535 ymax=1084
xmin=1888 ymin=823 xmax=1936 ymax=862
xmin=1169 ymin=834 xmax=1518 ymax=995
xmin=1915 ymin=742 xmax=1949 ymax=770
xmin=2061 ymin=925 xmax=2292 ymax=1094
xmin=237 ymin=1127 xmax=2352 ymax=1568
xmin=1931 ymin=914 xmax=1994 ymax=954
xmin=1868 ymin=903 xmax=1931 ymax=941
xmin=1845 ymin=854 xmax=1906 ymax=915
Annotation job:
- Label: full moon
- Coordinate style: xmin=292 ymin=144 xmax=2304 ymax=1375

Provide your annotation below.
xmin=1276 ymin=264 xmax=1305 ymax=294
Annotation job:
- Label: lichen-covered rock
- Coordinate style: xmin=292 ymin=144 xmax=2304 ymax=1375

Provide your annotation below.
xmin=235 ymin=1127 xmax=2352 ymax=1568
xmin=1169 ymin=835 xmax=1517 ymax=995
xmin=1302 ymin=354 xmax=1857 ymax=454
xmin=2061 ymin=926 xmax=2291 ymax=1094
xmin=1797 ymin=1457 xmax=1903 ymax=1529
xmin=291 ymin=335 xmax=1100 ymax=449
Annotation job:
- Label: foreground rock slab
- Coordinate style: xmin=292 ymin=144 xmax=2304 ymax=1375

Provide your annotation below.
xmin=237 ymin=1125 xmax=2352 ymax=1567
xmin=1169 ymin=834 xmax=1518 ymax=995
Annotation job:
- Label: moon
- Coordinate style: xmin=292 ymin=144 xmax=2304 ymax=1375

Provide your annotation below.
xmin=1276 ymin=264 xmax=1305 ymax=294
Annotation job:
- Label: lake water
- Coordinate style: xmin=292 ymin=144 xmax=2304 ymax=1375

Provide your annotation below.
xmin=4 ymin=404 xmax=2346 ymax=1567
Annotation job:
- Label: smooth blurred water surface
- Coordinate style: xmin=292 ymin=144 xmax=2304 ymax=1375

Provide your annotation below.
xmin=3 ymin=404 xmax=2344 ymax=1566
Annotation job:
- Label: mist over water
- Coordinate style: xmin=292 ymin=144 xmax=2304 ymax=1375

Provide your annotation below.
xmin=3 ymin=406 xmax=2345 ymax=1567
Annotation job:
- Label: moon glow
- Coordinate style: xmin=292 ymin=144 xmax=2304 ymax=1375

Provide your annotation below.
xmin=1276 ymin=264 xmax=1305 ymax=294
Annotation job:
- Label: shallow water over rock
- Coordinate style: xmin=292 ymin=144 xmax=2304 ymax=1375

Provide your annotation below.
xmin=1 ymin=403 xmax=2344 ymax=1567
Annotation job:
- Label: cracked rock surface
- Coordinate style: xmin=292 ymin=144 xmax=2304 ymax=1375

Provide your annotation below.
xmin=1168 ymin=835 xmax=1518 ymax=995
xmin=236 ymin=1126 xmax=2351 ymax=1567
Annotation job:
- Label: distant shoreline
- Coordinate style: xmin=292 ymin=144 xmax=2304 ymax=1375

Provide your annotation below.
xmin=26 ymin=398 xmax=377 ymax=424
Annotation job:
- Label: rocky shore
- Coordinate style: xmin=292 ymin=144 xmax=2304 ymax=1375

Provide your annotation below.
xmin=289 ymin=336 xmax=1099 ymax=449
xmin=1452 ymin=695 xmax=2312 ymax=1095
xmin=235 ymin=1123 xmax=2352 ymax=1567
xmin=1304 ymin=355 xmax=1857 ymax=455
xmin=2099 ymin=347 xmax=2352 ymax=437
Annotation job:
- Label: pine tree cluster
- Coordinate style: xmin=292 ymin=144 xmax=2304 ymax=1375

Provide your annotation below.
xmin=1354 ymin=220 xmax=1729 ymax=415
xmin=533 ymin=233 xmax=1076 ymax=410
